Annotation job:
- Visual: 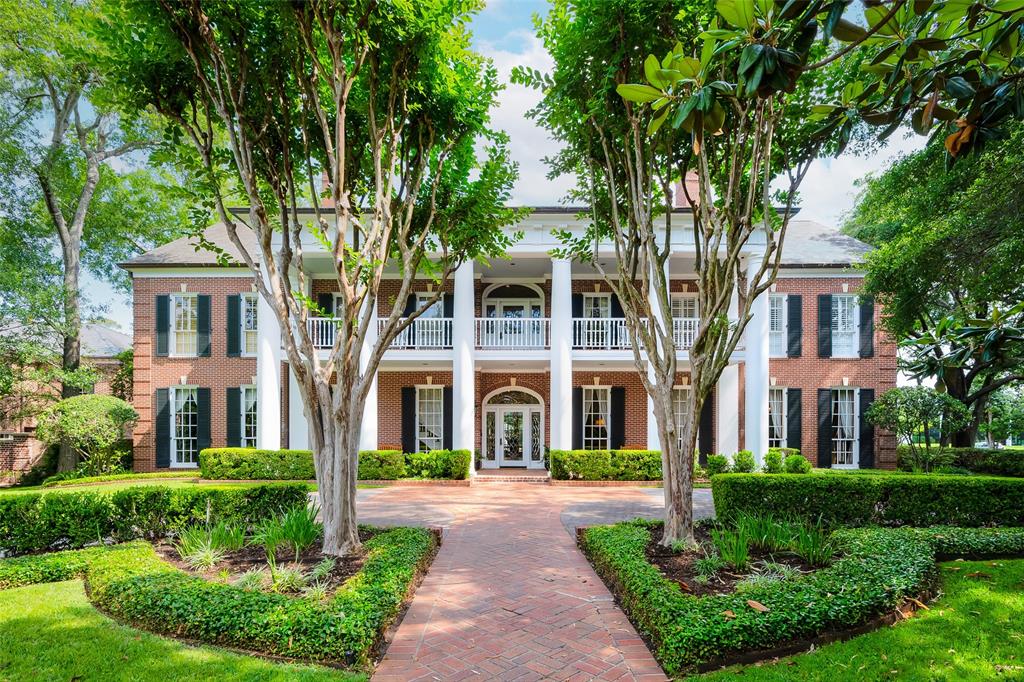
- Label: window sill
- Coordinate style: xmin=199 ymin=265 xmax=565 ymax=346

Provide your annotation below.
xmin=169 ymin=463 xmax=199 ymax=470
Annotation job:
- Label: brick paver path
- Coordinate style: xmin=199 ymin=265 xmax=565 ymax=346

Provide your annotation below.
xmin=365 ymin=484 xmax=677 ymax=681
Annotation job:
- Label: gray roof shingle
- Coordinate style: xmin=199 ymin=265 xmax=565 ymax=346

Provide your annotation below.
xmin=119 ymin=223 xmax=256 ymax=268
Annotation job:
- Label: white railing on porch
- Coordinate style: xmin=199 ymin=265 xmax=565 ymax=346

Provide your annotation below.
xmin=572 ymin=318 xmax=631 ymax=350
xmin=673 ymin=317 xmax=699 ymax=349
xmin=381 ymin=317 xmax=452 ymax=349
xmin=476 ymin=318 xmax=549 ymax=349
xmin=307 ymin=317 xmax=337 ymax=349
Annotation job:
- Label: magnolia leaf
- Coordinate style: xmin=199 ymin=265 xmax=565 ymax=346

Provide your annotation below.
xmin=833 ymin=18 xmax=868 ymax=42
xmin=864 ymin=5 xmax=898 ymax=36
xmin=645 ymin=54 xmax=666 ymax=89
xmin=747 ymin=599 xmax=770 ymax=612
xmin=945 ymin=76 xmax=975 ymax=99
xmin=648 ymin=107 xmax=670 ymax=136
xmin=717 ymin=0 xmax=757 ymax=30
xmin=672 ymin=55 xmax=702 ymax=80
xmin=616 ymin=83 xmax=663 ymax=103
xmin=722 ymin=609 xmax=736 ymax=619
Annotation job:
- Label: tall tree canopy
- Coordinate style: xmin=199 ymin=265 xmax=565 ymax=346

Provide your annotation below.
xmin=96 ymin=0 xmax=519 ymax=555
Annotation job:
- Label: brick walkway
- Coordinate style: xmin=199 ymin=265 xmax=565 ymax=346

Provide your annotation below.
xmin=365 ymin=484 xmax=681 ymax=681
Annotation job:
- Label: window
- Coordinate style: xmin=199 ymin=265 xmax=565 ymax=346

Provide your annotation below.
xmin=170 ymin=387 xmax=199 ymax=467
xmin=768 ymin=387 xmax=787 ymax=448
xmin=416 ymin=293 xmax=444 ymax=318
xmin=241 ymin=385 xmax=258 ymax=448
xmin=769 ymin=295 xmax=787 ymax=357
xmin=831 ymin=388 xmax=858 ymax=467
xmin=673 ymin=386 xmax=691 ymax=451
xmin=582 ymin=387 xmax=610 ymax=450
xmin=582 ymin=294 xmax=610 ymax=318
xmin=170 ymin=294 xmax=198 ymax=356
xmin=831 ymin=295 xmax=858 ymax=357
xmin=671 ymin=295 xmax=698 ymax=319
xmin=415 ymin=386 xmax=444 ymax=452
xmin=241 ymin=294 xmax=258 ymax=356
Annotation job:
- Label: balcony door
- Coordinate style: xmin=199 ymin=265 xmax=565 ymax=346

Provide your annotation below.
xmin=482 ymin=284 xmax=544 ymax=348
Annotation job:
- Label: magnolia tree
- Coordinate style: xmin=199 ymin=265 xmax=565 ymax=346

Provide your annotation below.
xmin=523 ymin=0 xmax=1024 ymax=546
xmin=865 ymin=386 xmax=970 ymax=471
xmin=97 ymin=0 xmax=519 ymax=555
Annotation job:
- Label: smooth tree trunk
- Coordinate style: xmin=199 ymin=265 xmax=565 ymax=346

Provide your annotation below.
xmin=652 ymin=380 xmax=697 ymax=548
xmin=56 ymin=237 xmax=84 ymax=472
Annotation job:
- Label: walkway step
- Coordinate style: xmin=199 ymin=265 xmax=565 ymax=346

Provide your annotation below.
xmin=473 ymin=475 xmax=551 ymax=484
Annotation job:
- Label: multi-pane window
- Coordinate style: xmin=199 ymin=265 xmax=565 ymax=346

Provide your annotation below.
xmin=769 ymin=295 xmax=787 ymax=357
xmin=241 ymin=385 xmax=258 ymax=448
xmin=831 ymin=388 xmax=858 ymax=467
xmin=241 ymin=294 xmax=258 ymax=356
xmin=671 ymin=295 xmax=698 ymax=319
xmin=673 ymin=387 xmax=691 ymax=451
xmin=831 ymin=295 xmax=858 ymax=357
xmin=416 ymin=386 xmax=444 ymax=452
xmin=171 ymin=387 xmax=199 ymax=467
xmin=768 ymin=387 xmax=787 ymax=448
xmin=582 ymin=294 xmax=610 ymax=318
xmin=171 ymin=294 xmax=198 ymax=356
xmin=582 ymin=387 xmax=610 ymax=450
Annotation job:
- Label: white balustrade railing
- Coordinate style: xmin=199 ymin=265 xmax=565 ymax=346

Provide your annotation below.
xmin=673 ymin=317 xmax=699 ymax=349
xmin=572 ymin=318 xmax=631 ymax=350
xmin=307 ymin=317 xmax=337 ymax=349
xmin=476 ymin=317 xmax=549 ymax=349
xmin=382 ymin=317 xmax=452 ymax=349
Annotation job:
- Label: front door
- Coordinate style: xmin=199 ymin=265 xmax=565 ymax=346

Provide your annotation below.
xmin=498 ymin=408 xmax=527 ymax=467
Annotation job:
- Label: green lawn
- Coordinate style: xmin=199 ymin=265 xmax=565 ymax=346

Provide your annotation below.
xmin=0 ymin=580 xmax=362 ymax=681
xmin=693 ymin=558 xmax=1024 ymax=681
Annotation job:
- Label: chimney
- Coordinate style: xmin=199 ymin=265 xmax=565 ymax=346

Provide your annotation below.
xmin=672 ymin=170 xmax=700 ymax=208
xmin=321 ymin=171 xmax=334 ymax=209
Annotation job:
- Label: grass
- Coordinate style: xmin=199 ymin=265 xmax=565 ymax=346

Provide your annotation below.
xmin=0 ymin=580 xmax=362 ymax=681
xmin=0 ymin=479 xmax=264 ymax=496
xmin=693 ymin=558 xmax=1024 ymax=681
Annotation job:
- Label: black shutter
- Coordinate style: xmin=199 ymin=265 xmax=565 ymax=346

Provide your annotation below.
xmin=698 ymin=392 xmax=714 ymax=465
xmin=610 ymin=294 xmax=624 ymax=318
xmin=572 ymin=387 xmax=583 ymax=449
xmin=155 ymin=295 xmax=169 ymax=357
xmin=817 ymin=388 xmax=832 ymax=468
xmin=859 ymin=388 xmax=875 ymax=468
xmin=316 ymin=293 xmax=334 ymax=316
xmin=786 ymin=388 xmax=802 ymax=451
xmin=226 ymin=387 xmax=241 ymax=447
xmin=403 ymin=294 xmax=416 ymax=316
xmin=787 ymin=294 xmax=803 ymax=358
xmin=609 ymin=386 xmax=626 ymax=450
xmin=571 ymin=294 xmax=583 ymax=347
xmin=197 ymin=295 xmax=211 ymax=357
xmin=226 ymin=295 xmax=240 ymax=357
xmin=197 ymin=387 xmax=211 ymax=452
xmin=442 ymin=293 xmax=453 ymax=318
xmin=442 ymin=386 xmax=453 ymax=451
xmin=155 ymin=388 xmax=170 ymax=468
xmin=401 ymin=387 xmax=416 ymax=453
xmin=817 ymin=294 xmax=832 ymax=358
xmin=859 ymin=297 xmax=875 ymax=358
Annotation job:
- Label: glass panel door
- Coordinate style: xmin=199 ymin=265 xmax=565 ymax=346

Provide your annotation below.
xmin=499 ymin=409 xmax=525 ymax=465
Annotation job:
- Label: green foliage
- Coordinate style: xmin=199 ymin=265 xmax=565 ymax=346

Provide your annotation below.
xmin=252 ymin=516 xmax=288 ymax=566
xmin=270 ymin=565 xmax=307 ymax=593
xmin=710 ymin=527 xmax=751 ymax=572
xmin=712 ymin=473 xmax=1024 ymax=528
xmin=0 ymin=483 xmax=310 ymax=556
xmin=35 ymin=395 xmax=138 ymax=476
xmin=731 ymin=450 xmax=756 ymax=473
xmin=693 ymin=551 xmax=726 ymax=581
xmin=175 ymin=526 xmax=226 ymax=570
xmin=0 ymin=526 xmax=437 ymax=667
xmin=581 ymin=521 xmax=1024 ymax=675
xmin=549 ymin=450 xmax=661 ymax=481
xmin=734 ymin=513 xmax=797 ymax=554
xmin=200 ymin=448 xmax=315 ymax=481
xmin=109 ymin=349 xmax=133 ymax=402
xmin=979 ymin=386 xmax=1024 ymax=444
xmin=358 ymin=450 xmax=406 ymax=480
xmin=42 ymin=471 xmax=195 ymax=488
xmin=784 ymin=454 xmax=812 ymax=474
xmin=866 ymin=387 xmax=972 ymax=470
xmin=404 ymin=450 xmax=471 ymax=480
xmin=896 ymin=446 xmax=1024 ymax=478
xmin=705 ymin=454 xmax=730 ymax=476
xmin=762 ymin=449 xmax=784 ymax=474
xmin=790 ymin=523 xmax=835 ymax=568
xmin=308 ymin=557 xmax=336 ymax=583
xmin=280 ymin=505 xmax=322 ymax=563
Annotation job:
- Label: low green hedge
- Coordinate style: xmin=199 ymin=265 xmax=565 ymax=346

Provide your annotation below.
xmin=550 ymin=449 xmax=661 ymax=481
xmin=0 ymin=526 xmax=437 ymax=667
xmin=200 ymin=448 xmax=471 ymax=481
xmin=580 ymin=520 xmax=1024 ymax=675
xmin=0 ymin=483 xmax=310 ymax=556
xmin=42 ymin=471 xmax=199 ymax=488
xmin=898 ymin=445 xmax=1024 ymax=477
xmin=712 ymin=473 xmax=1024 ymax=527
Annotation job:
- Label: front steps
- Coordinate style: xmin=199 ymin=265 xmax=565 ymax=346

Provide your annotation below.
xmin=474 ymin=469 xmax=551 ymax=484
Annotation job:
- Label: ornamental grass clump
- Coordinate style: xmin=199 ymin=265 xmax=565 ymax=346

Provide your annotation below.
xmin=252 ymin=517 xmax=288 ymax=567
xmin=280 ymin=504 xmax=322 ymax=562
xmin=174 ymin=526 xmax=226 ymax=570
xmin=792 ymin=522 xmax=836 ymax=567
xmin=711 ymin=527 xmax=751 ymax=572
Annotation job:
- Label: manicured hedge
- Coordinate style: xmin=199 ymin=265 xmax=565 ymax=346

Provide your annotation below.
xmin=898 ymin=445 xmax=1024 ymax=477
xmin=42 ymin=471 xmax=198 ymax=487
xmin=200 ymin=447 xmax=471 ymax=481
xmin=550 ymin=449 xmax=661 ymax=481
xmin=0 ymin=526 xmax=438 ymax=667
xmin=580 ymin=520 xmax=1024 ymax=675
xmin=0 ymin=483 xmax=310 ymax=556
xmin=712 ymin=473 xmax=1024 ymax=527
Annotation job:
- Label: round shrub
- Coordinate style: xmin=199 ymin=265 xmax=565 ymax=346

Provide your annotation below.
xmin=35 ymin=395 xmax=138 ymax=476
xmin=762 ymin=449 xmax=784 ymax=474
xmin=731 ymin=450 xmax=756 ymax=473
xmin=705 ymin=454 xmax=730 ymax=476
xmin=784 ymin=454 xmax=812 ymax=474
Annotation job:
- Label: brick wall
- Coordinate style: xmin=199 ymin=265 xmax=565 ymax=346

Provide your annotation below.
xmin=0 ymin=433 xmax=45 ymax=485
xmin=376 ymin=371 xmax=454 ymax=450
xmin=132 ymin=276 xmax=257 ymax=472
xmin=572 ymin=370 xmax=648 ymax=448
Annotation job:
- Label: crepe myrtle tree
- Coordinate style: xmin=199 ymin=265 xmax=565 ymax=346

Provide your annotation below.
xmin=523 ymin=0 xmax=1024 ymax=547
xmin=97 ymin=0 xmax=520 ymax=556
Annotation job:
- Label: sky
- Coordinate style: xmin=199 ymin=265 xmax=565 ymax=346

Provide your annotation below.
xmin=93 ymin=0 xmax=924 ymax=332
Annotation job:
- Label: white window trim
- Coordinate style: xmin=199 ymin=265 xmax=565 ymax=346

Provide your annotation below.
xmin=582 ymin=385 xmax=611 ymax=451
xmin=671 ymin=293 xmax=699 ymax=319
xmin=831 ymin=294 xmax=860 ymax=359
xmin=672 ymin=385 xmax=691 ymax=452
xmin=414 ymin=385 xmax=444 ymax=453
xmin=240 ymin=384 xmax=258 ymax=448
xmin=768 ymin=387 xmax=788 ymax=449
xmin=581 ymin=293 xmax=612 ymax=318
xmin=769 ymin=294 xmax=788 ymax=358
xmin=415 ymin=292 xmax=444 ymax=318
xmin=169 ymin=385 xmax=199 ymax=469
xmin=240 ymin=293 xmax=258 ymax=358
xmin=831 ymin=387 xmax=860 ymax=469
xmin=169 ymin=293 xmax=199 ymax=358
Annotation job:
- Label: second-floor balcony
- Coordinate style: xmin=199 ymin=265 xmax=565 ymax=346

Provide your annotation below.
xmin=476 ymin=317 xmax=550 ymax=350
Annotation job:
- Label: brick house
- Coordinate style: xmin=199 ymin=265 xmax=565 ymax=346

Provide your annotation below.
xmin=120 ymin=209 xmax=895 ymax=474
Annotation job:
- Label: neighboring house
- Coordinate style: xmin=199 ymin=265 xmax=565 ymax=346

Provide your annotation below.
xmin=119 ymin=203 xmax=896 ymax=474
xmin=0 ymin=324 xmax=132 ymax=483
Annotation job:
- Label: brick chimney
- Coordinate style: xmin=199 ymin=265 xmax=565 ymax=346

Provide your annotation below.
xmin=672 ymin=170 xmax=700 ymax=208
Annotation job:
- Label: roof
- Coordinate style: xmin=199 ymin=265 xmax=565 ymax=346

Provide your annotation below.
xmin=121 ymin=213 xmax=871 ymax=269
xmin=119 ymin=223 xmax=256 ymax=269
xmin=81 ymin=324 xmax=132 ymax=358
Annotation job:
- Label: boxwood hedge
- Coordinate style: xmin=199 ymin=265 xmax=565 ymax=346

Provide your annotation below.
xmin=0 ymin=483 xmax=310 ymax=556
xmin=549 ymin=449 xmax=661 ymax=481
xmin=0 ymin=525 xmax=437 ymax=667
xmin=712 ymin=472 xmax=1024 ymax=527
xmin=580 ymin=520 xmax=1024 ymax=675
xmin=897 ymin=445 xmax=1024 ymax=477
xmin=199 ymin=447 xmax=471 ymax=481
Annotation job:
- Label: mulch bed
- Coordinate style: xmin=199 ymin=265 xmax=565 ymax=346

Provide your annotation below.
xmin=645 ymin=525 xmax=815 ymax=597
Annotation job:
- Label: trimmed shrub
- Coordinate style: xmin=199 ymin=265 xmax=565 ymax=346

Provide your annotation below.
xmin=359 ymin=450 xmax=406 ymax=480
xmin=200 ymin=448 xmax=315 ymax=480
xmin=0 ymin=526 xmax=438 ymax=667
xmin=762 ymin=449 xmax=784 ymax=474
xmin=705 ymin=454 xmax=730 ymax=476
xmin=580 ymin=520 xmax=1024 ymax=675
xmin=897 ymin=445 xmax=1024 ymax=477
xmin=549 ymin=450 xmax=661 ymax=481
xmin=731 ymin=450 xmax=756 ymax=473
xmin=0 ymin=483 xmax=310 ymax=556
xmin=43 ymin=471 xmax=196 ymax=488
xmin=784 ymin=454 xmax=812 ymax=473
xmin=404 ymin=450 xmax=471 ymax=479
xmin=712 ymin=473 xmax=1024 ymax=527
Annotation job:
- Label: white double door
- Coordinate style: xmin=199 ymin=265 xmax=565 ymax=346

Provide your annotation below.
xmin=489 ymin=406 xmax=534 ymax=467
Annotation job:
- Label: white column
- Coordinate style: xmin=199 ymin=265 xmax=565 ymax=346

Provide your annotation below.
xmin=359 ymin=300 xmax=378 ymax=452
xmin=288 ymin=366 xmax=308 ymax=451
xmin=717 ymin=287 xmax=740 ymax=455
xmin=256 ymin=274 xmax=282 ymax=450
xmin=549 ymin=259 xmax=573 ymax=451
xmin=452 ymin=262 xmax=476 ymax=474
xmin=744 ymin=255 xmax=770 ymax=463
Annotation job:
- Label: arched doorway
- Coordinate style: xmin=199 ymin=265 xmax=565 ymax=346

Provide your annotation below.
xmin=481 ymin=387 xmax=545 ymax=469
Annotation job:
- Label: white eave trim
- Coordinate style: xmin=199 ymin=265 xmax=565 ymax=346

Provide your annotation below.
xmin=126 ymin=267 xmax=253 ymax=277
